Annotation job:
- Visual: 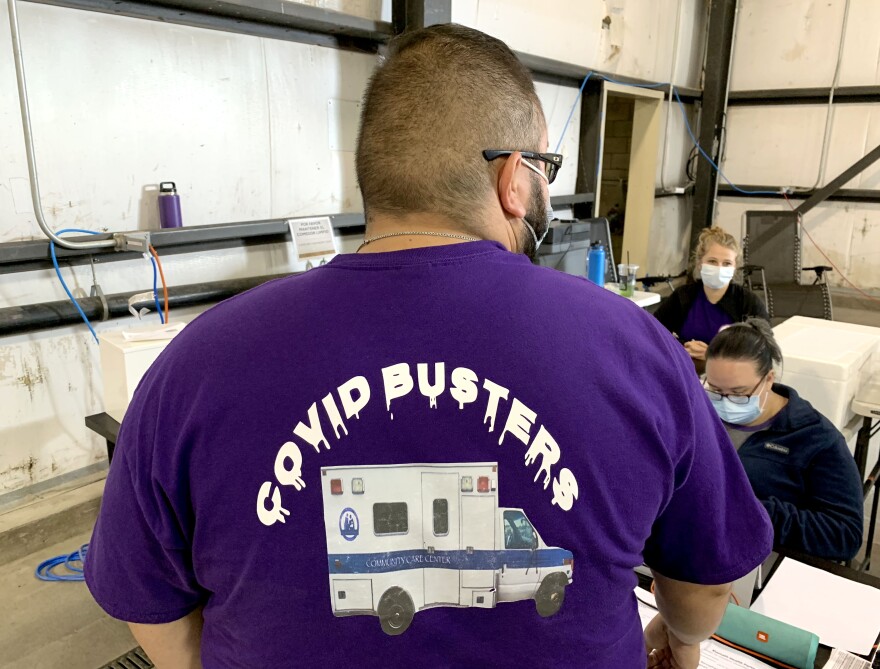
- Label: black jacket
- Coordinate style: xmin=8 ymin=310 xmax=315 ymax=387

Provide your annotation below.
xmin=654 ymin=281 xmax=769 ymax=338
xmin=737 ymin=384 xmax=864 ymax=561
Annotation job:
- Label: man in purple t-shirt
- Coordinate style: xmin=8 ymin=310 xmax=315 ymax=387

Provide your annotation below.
xmin=85 ymin=24 xmax=772 ymax=668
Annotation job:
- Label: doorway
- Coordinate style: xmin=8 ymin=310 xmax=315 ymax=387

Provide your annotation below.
xmin=598 ymin=95 xmax=634 ymax=268
xmin=594 ymin=82 xmax=664 ymax=274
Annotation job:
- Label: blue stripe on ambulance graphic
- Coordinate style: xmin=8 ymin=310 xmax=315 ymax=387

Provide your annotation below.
xmin=328 ymin=548 xmax=573 ymax=574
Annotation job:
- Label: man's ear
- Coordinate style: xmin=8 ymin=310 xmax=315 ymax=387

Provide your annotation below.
xmin=495 ymin=152 xmax=529 ymax=219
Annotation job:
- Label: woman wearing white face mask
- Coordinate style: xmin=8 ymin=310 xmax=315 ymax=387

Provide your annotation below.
xmin=654 ymin=227 xmax=768 ymax=372
xmin=704 ymin=319 xmax=863 ymax=561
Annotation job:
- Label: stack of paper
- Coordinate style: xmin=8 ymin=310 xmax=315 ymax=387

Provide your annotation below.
xmin=822 ymin=649 xmax=871 ymax=669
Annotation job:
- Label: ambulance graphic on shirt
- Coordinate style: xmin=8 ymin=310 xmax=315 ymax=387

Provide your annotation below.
xmin=321 ymin=462 xmax=574 ymax=635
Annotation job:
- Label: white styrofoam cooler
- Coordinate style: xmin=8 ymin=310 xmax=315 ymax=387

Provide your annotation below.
xmin=772 ymin=317 xmax=880 ymax=434
xmin=99 ymin=330 xmax=175 ymax=423
xmin=772 ymin=317 xmax=880 ymax=482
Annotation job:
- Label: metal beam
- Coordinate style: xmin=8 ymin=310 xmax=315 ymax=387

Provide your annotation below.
xmin=23 ymin=0 xmax=391 ymax=52
xmin=796 ymin=142 xmax=880 ymax=216
xmin=391 ymin=0 xmax=450 ymax=34
xmin=0 ymin=273 xmax=293 ymax=337
xmin=515 ymin=52 xmax=701 ymax=101
xmin=728 ymin=86 xmax=880 ymax=106
xmin=690 ymin=0 xmax=737 ymax=251
xmin=0 ymin=214 xmax=365 ymax=275
xmin=550 ymin=193 xmax=595 ymax=207
xmin=717 ymin=185 xmax=880 ymax=205
xmin=573 ymin=80 xmax=604 ymax=219
xmin=655 ymin=188 xmax=690 ymax=199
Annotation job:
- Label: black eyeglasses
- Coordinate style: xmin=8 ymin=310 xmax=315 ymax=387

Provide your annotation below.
xmin=702 ymin=376 xmax=766 ymax=405
xmin=483 ymin=150 xmax=563 ymax=184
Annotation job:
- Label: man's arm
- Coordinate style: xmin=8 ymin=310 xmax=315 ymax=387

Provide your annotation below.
xmin=651 ymin=571 xmax=731 ymax=645
xmin=129 ymin=607 xmax=204 ymax=669
xmin=644 ymin=572 xmax=732 ymax=669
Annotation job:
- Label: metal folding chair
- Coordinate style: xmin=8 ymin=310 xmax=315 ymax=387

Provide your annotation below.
xmin=742 ymin=211 xmax=833 ymax=324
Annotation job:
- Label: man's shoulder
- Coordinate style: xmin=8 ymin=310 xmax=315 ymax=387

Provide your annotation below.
xmin=153 ymin=274 xmax=304 ymax=369
xmin=518 ymin=263 xmax=647 ymax=310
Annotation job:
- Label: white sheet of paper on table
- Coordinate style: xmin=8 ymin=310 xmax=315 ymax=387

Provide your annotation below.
xmin=822 ymin=648 xmax=871 ymax=669
xmin=637 ymin=595 xmax=770 ymax=669
xmin=751 ymin=559 xmax=880 ymax=655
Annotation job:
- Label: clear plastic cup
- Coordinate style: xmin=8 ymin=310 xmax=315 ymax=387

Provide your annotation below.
xmin=618 ymin=264 xmax=628 ymax=294
xmin=621 ymin=264 xmax=639 ymax=297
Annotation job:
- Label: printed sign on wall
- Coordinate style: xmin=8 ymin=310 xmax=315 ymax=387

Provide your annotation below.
xmin=288 ymin=216 xmax=337 ymax=262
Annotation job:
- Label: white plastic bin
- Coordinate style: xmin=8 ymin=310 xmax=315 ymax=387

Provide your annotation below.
xmin=99 ymin=330 xmax=176 ymax=423
xmin=772 ymin=317 xmax=880 ymax=432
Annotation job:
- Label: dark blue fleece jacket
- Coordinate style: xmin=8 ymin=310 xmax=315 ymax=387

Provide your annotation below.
xmin=734 ymin=384 xmax=864 ymax=562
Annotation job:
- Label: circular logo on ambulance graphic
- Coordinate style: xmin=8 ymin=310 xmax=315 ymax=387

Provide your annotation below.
xmin=339 ymin=508 xmax=359 ymax=542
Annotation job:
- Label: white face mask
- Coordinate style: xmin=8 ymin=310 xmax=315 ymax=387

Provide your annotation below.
xmin=701 ymin=264 xmax=735 ymax=290
xmin=522 ymin=204 xmax=554 ymax=252
xmin=706 ymin=377 xmax=769 ymax=425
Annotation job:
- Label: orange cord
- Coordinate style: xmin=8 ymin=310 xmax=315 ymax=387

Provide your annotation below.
xmin=148 ymin=245 xmax=169 ymax=323
xmin=782 ymin=192 xmax=880 ymax=304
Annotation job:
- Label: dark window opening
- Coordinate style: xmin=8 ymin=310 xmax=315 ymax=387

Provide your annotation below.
xmin=433 ymin=499 xmax=449 ymax=536
xmin=373 ymin=502 xmax=408 ymax=535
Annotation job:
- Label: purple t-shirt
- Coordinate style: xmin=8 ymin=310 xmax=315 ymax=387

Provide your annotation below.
xmin=85 ymin=241 xmax=772 ymax=669
xmin=679 ymin=288 xmax=734 ymax=344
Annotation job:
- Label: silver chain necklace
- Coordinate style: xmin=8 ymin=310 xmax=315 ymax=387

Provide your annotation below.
xmin=358 ymin=231 xmax=481 ymax=251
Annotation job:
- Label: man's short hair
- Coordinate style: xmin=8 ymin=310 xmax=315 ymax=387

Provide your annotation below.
xmin=355 ymin=24 xmax=545 ymax=229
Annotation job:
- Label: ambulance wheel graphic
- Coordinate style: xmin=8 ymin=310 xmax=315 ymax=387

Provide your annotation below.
xmin=535 ymin=574 xmax=567 ymax=618
xmin=377 ymin=587 xmax=415 ymax=636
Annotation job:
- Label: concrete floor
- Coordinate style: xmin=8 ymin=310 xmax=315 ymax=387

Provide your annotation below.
xmin=835 ymin=305 xmax=880 ymax=329
xmin=0 ymin=530 xmax=136 ymax=669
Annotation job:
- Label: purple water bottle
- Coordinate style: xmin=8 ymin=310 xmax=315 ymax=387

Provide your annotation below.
xmin=158 ymin=182 xmax=183 ymax=229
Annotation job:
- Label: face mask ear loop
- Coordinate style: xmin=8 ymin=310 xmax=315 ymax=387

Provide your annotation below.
xmin=522 ymin=218 xmax=539 ymax=247
xmin=757 ymin=377 xmax=771 ymax=413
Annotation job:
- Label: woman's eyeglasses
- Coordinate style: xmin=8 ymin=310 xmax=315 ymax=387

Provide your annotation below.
xmin=702 ymin=376 xmax=765 ymax=405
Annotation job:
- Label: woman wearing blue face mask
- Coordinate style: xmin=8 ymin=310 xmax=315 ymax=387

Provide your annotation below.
xmin=654 ymin=227 xmax=768 ymax=372
xmin=704 ymin=318 xmax=863 ymax=561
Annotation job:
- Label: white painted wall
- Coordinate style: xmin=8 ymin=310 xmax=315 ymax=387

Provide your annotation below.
xmin=730 ymin=0 xmax=880 ymax=90
xmin=719 ymin=0 xmax=880 ymax=291
xmin=452 ymin=0 xmax=706 ymax=88
xmin=649 ymin=196 xmax=694 ymax=274
xmin=0 ymin=0 xmax=704 ymax=495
